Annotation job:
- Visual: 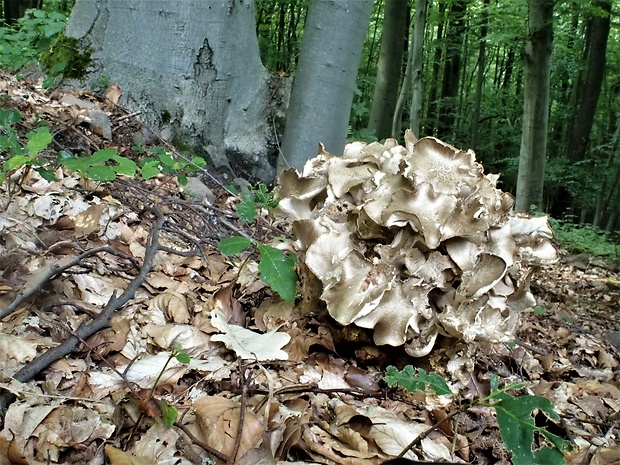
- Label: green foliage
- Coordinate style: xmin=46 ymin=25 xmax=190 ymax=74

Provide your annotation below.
xmin=39 ymin=32 xmax=92 ymax=79
xmin=255 ymin=0 xmax=308 ymax=73
xmin=219 ymin=236 xmax=253 ymax=255
xmin=61 ymin=148 xmax=137 ymax=182
xmin=42 ymin=0 xmax=76 ymax=14
xmin=384 ymin=366 xmax=452 ymax=396
xmin=1 ymin=108 xmax=208 ymax=195
xmin=385 ymin=366 xmax=569 ymax=465
xmin=0 ymin=8 xmax=67 ymax=71
xmin=549 ymin=218 xmax=618 ymax=261
xmin=135 ymin=145 xmax=206 ymax=186
xmin=217 ymin=182 xmax=296 ymax=301
xmin=151 ymin=344 xmax=189 ymax=427
xmin=257 ymin=244 xmax=297 ymax=303
xmin=488 ymin=376 xmax=567 ymax=465
xmin=0 ymin=109 xmax=55 ymax=187
xmin=349 ymin=77 xmax=375 ymax=133
xmin=156 ymin=399 xmax=178 ymax=427
xmin=236 ymin=183 xmax=280 ymax=223
xmin=219 ymin=235 xmax=298 ymax=303
xmin=0 ymin=108 xmax=24 ymax=157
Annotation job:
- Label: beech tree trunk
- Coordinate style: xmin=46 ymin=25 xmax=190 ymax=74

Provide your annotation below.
xmin=470 ymin=0 xmax=489 ymax=150
xmin=3 ymin=0 xmax=38 ymax=24
xmin=278 ymin=0 xmax=373 ymax=172
xmin=437 ymin=0 xmax=467 ymax=138
xmin=66 ymin=0 xmax=278 ymax=182
xmin=566 ymin=0 xmax=611 ymax=163
xmin=515 ymin=0 xmax=553 ymax=212
xmin=425 ymin=1 xmax=446 ymax=136
xmin=367 ymin=0 xmax=407 ymax=141
xmin=392 ymin=24 xmax=413 ymax=140
xmin=408 ymin=0 xmax=427 ymax=138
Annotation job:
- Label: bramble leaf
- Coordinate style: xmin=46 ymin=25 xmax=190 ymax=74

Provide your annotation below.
xmin=177 ymin=172 xmax=188 ymax=186
xmin=4 ymin=155 xmax=31 ymax=170
xmin=258 ymin=245 xmax=297 ymax=302
xmin=237 ymin=197 xmax=258 ymax=222
xmin=156 ymin=400 xmax=178 ymax=427
xmin=112 ymin=155 xmax=138 ymax=176
xmin=89 ymin=148 xmax=117 ymax=164
xmin=26 ymin=126 xmax=52 ymax=156
xmin=87 ymin=165 xmax=116 ymax=182
xmin=141 ymin=160 xmax=161 ymax=179
xmin=384 ymin=365 xmax=452 ymax=396
xmin=495 ymin=395 xmax=566 ymax=465
xmin=0 ymin=108 xmax=21 ymax=126
xmin=219 ymin=236 xmax=252 ymax=256
xmin=36 ymin=167 xmax=58 ymax=182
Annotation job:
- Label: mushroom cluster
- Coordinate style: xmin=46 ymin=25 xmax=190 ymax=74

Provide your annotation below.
xmin=277 ymin=131 xmax=558 ymax=357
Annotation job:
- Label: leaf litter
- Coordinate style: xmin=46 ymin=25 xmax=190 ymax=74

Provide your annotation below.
xmin=0 ymin=73 xmax=618 ymax=465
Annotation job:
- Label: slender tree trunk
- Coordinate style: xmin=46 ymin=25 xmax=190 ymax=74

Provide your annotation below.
xmin=595 ymin=116 xmax=620 ymax=226
xmin=276 ymin=3 xmax=286 ymax=71
xmin=3 ymin=0 xmax=36 ymax=24
xmin=408 ymin=0 xmax=427 ymax=138
xmin=566 ymin=0 xmax=611 ymax=162
xmin=425 ymin=1 xmax=446 ymax=136
xmin=278 ymin=0 xmax=373 ymax=172
xmin=392 ymin=22 xmax=414 ymax=140
xmin=367 ymin=0 xmax=408 ymax=140
xmin=515 ymin=0 xmax=553 ymax=213
xmin=470 ymin=0 xmax=488 ymax=150
xmin=437 ymin=0 xmax=467 ymax=138
xmin=502 ymin=47 xmax=515 ymax=92
xmin=594 ymin=158 xmax=619 ymax=227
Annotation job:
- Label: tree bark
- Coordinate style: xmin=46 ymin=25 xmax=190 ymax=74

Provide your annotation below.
xmin=367 ymin=0 xmax=408 ymax=141
xmin=278 ymin=0 xmax=373 ymax=172
xmin=566 ymin=0 xmax=611 ymax=163
xmin=408 ymin=0 xmax=427 ymax=138
xmin=66 ymin=0 xmax=278 ymax=182
xmin=515 ymin=0 xmax=553 ymax=212
xmin=392 ymin=22 xmax=413 ymax=140
xmin=437 ymin=0 xmax=467 ymax=138
xmin=3 ymin=0 xmax=37 ymax=24
xmin=424 ymin=1 xmax=446 ymax=136
xmin=470 ymin=0 xmax=489 ymax=150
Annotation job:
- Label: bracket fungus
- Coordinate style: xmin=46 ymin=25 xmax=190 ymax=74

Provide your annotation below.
xmin=277 ymin=131 xmax=557 ymax=357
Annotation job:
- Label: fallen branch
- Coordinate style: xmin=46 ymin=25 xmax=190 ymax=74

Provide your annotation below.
xmin=0 ymin=209 xmax=165 ymax=428
xmin=0 ymin=246 xmax=137 ymax=321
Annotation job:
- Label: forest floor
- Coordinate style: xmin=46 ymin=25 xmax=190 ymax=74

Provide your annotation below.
xmin=0 ymin=74 xmax=619 ymax=465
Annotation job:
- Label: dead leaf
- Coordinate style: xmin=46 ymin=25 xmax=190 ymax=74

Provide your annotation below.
xmin=105 ymin=445 xmax=155 ymax=465
xmin=106 ymin=84 xmax=123 ymax=104
xmin=194 ymin=396 xmax=264 ymax=459
xmin=210 ymin=310 xmax=290 ymax=361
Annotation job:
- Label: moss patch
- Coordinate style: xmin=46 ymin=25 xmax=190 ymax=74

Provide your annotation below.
xmin=40 ymin=33 xmax=91 ymax=79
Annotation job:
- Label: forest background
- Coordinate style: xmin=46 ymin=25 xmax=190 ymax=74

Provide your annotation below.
xmin=0 ymin=0 xmax=619 ymax=262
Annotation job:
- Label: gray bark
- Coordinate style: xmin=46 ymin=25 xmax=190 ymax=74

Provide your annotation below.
xmin=367 ymin=0 xmax=407 ymax=141
xmin=392 ymin=24 xmax=413 ymax=140
xmin=515 ymin=0 xmax=553 ymax=213
xmin=469 ymin=0 xmax=488 ymax=150
xmin=66 ymin=0 xmax=279 ymax=182
xmin=409 ymin=0 xmax=427 ymax=138
xmin=437 ymin=0 xmax=467 ymax=138
xmin=566 ymin=0 xmax=611 ymax=163
xmin=278 ymin=0 xmax=373 ymax=172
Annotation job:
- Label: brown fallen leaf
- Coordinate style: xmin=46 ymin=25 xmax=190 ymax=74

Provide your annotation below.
xmin=105 ymin=444 xmax=156 ymax=465
xmin=194 ymin=395 xmax=264 ymax=460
